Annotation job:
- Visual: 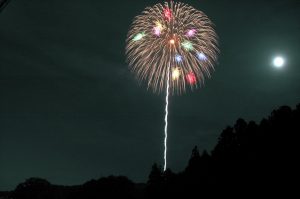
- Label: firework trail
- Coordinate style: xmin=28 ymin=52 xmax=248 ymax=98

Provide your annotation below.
xmin=164 ymin=67 xmax=170 ymax=171
xmin=126 ymin=1 xmax=218 ymax=171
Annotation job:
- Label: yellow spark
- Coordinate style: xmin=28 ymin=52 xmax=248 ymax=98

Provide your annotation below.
xmin=155 ymin=21 xmax=164 ymax=30
xmin=172 ymin=67 xmax=181 ymax=80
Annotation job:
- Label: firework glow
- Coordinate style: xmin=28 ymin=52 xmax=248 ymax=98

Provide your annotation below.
xmin=126 ymin=1 xmax=218 ymax=171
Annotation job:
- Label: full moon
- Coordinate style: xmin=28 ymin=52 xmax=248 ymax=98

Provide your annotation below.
xmin=273 ymin=56 xmax=285 ymax=68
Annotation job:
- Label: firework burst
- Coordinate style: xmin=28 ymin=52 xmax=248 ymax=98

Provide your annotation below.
xmin=126 ymin=1 xmax=218 ymax=95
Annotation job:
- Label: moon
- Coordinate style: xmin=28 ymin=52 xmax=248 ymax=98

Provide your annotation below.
xmin=273 ymin=56 xmax=285 ymax=68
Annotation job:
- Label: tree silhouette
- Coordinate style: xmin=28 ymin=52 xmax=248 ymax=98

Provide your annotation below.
xmin=71 ymin=176 xmax=134 ymax=199
xmin=146 ymin=163 xmax=163 ymax=198
xmin=13 ymin=178 xmax=52 ymax=199
xmin=185 ymin=146 xmax=201 ymax=173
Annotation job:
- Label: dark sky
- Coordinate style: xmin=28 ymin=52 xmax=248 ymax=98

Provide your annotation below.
xmin=0 ymin=0 xmax=299 ymax=190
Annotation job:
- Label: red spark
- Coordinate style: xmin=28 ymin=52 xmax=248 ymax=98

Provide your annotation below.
xmin=186 ymin=72 xmax=197 ymax=85
xmin=164 ymin=8 xmax=172 ymax=21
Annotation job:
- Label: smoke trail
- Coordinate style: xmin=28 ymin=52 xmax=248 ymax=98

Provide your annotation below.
xmin=164 ymin=68 xmax=170 ymax=171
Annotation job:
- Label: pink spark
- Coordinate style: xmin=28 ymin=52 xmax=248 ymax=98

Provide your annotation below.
xmin=153 ymin=27 xmax=161 ymax=36
xmin=186 ymin=29 xmax=196 ymax=37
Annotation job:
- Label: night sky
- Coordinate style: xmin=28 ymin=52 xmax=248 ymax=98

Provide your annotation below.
xmin=1 ymin=0 xmax=299 ymax=190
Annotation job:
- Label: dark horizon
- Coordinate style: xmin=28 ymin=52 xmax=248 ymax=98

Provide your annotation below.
xmin=1 ymin=102 xmax=299 ymax=192
xmin=1 ymin=103 xmax=299 ymax=199
xmin=1 ymin=0 xmax=300 ymax=191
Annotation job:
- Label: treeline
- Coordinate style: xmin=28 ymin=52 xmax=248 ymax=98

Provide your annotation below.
xmin=1 ymin=104 xmax=299 ymax=198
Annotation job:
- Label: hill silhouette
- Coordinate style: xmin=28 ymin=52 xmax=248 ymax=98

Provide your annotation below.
xmin=1 ymin=104 xmax=298 ymax=198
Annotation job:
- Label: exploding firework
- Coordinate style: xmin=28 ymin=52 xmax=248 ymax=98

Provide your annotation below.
xmin=126 ymin=1 xmax=218 ymax=95
xmin=126 ymin=1 xmax=218 ymax=171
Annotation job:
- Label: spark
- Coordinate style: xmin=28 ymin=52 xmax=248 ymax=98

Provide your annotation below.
xmin=197 ymin=52 xmax=207 ymax=61
xmin=172 ymin=67 xmax=181 ymax=80
xmin=175 ymin=54 xmax=183 ymax=62
xmin=153 ymin=27 xmax=161 ymax=36
xmin=186 ymin=72 xmax=197 ymax=84
xmin=155 ymin=21 xmax=164 ymax=30
xmin=133 ymin=32 xmax=145 ymax=41
xmin=182 ymin=40 xmax=193 ymax=51
xmin=186 ymin=29 xmax=197 ymax=37
xmin=164 ymin=7 xmax=172 ymax=21
xmin=153 ymin=21 xmax=164 ymax=36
